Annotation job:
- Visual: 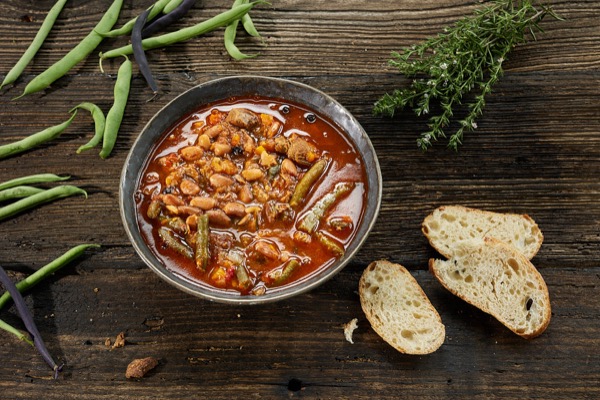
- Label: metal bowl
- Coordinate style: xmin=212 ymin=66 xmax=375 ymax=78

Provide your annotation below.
xmin=119 ymin=76 xmax=382 ymax=305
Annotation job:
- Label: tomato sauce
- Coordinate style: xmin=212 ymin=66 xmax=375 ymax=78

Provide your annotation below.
xmin=136 ymin=95 xmax=367 ymax=296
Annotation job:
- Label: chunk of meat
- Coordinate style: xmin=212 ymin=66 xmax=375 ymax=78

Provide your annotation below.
xmin=274 ymin=136 xmax=320 ymax=167
xmin=226 ymin=108 xmax=260 ymax=130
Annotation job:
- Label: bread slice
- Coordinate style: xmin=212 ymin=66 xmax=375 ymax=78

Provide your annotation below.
xmin=359 ymin=260 xmax=445 ymax=354
xmin=429 ymin=237 xmax=551 ymax=338
xmin=422 ymin=205 xmax=543 ymax=260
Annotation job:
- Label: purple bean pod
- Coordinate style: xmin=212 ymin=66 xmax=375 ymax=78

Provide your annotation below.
xmin=132 ymin=8 xmax=158 ymax=93
xmin=141 ymin=0 xmax=197 ymax=38
xmin=0 ymin=266 xmax=62 ymax=379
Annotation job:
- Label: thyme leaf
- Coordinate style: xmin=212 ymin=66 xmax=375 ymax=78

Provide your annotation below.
xmin=374 ymin=0 xmax=562 ymax=151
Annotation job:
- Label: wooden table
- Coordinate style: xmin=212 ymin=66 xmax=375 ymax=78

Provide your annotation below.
xmin=0 ymin=1 xmax=598 ymax=398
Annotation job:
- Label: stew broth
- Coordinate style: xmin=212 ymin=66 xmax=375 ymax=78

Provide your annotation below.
xmin=136 ymin=96 xmax=368 ymax=296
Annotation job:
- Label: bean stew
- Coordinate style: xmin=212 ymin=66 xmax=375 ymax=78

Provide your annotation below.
xmin=136 ymin=96 xmax=368 ymax=296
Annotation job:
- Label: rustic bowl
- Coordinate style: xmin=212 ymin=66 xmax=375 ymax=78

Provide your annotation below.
xmin=119 ymin=76 xmax=382 ymax=305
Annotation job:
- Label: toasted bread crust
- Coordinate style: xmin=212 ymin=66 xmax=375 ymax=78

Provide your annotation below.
xmin=359 ymin=260 xmax=445 ymax=354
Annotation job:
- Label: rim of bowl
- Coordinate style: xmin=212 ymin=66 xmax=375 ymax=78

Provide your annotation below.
xmin=119 ymin=75 xmax=382 ymax=305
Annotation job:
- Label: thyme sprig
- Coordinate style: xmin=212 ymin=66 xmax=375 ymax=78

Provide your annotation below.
xmin=374 ymin=0 xmax=561 ymax=150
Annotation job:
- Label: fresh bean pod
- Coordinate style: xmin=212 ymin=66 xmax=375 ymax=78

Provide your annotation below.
xmin=240 ymin=0 xmax=261 ymax=38
xmin=314 ymin=232 xmax=345 ymax=257
xmin=0 ymin=185 xmax=87 ymax=222
xmin=224 ymin=0 xmax=257 ymax=60
xmin=0 ymin=244 xmax=100 ymax=311
xmin=163 ymin=0 xmax=185 ymax=14
xmin=16 ymin=0 xmax=123 ymax=98
xmin=289 ymin=158 xmax=327 ymax=207
xmin=100 ymin=2 xmax=259 ymax=59
xmin=266 ymin=259 xmax=300 ymax=286
xmin=0 ymin=186 xmax=45 ymax=202
xmin=100 ymin=57 xmax=132 ymax=159
xmin=132 ymin=8 xmax=159 ymax=93
xmin=100 ymin=0 xmax=171 ymax=38
xmin=0 ymin=173 xmax=69 ymax=191
xmin=0 ymin=111 xmax=77 ymax=160
xmin=0 ymin=0 xmax=69 ymax=90
xmin=195 ymin=214 xmax=210 ymax=271
xmin=141 ymin=0 xmax=197 ymax=38
xmin=0 ymin=266 xmax=61 ymax=379
xmin=70 ymin=102 xmax=106 ymax=153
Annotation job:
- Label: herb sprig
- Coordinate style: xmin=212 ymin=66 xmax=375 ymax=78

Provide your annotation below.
xmin=374 ymin=0 xmax=561 ymax=150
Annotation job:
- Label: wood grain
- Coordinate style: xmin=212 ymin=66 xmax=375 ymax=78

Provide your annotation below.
xmin=0 ymin=0 xmax=599 ymax=398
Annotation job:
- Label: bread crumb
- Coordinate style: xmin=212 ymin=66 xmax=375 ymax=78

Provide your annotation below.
xmin=112 ymin=332 xmax=126 ymax=349
xmin=125 ymin=357 xmax=158 ymax=379
xmin=343 ymin=318 xmax=359 ymax=344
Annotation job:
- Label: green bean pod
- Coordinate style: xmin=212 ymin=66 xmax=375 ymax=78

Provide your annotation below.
xmin=100 ymin=0 xmax=171 ymax=38
xmin=224 ymin=0 xmax=257 ymax=60
xmin=289 ymin=158 xmax=328 ymax=207
xmin=195 ymin=214 xmax=210 ymax=271
xmin=16 ymin=0 xmax=123 ymax=98
xmin=0 ymin=186 xmax=45 ymax=202
xmin=99 ymin=57 xmax=132 ymax=159
xmin=71 ymin=102 xmax=106 ymax=153
xmin=158 ymin=227 xmax=194 ymax=259
xmin=298 ymin=181 xmax=355 ymax=234
xmin=163 ymin=0 xmax=185 ymax=14
xmin=0 ymin=244 xmax=100 ymax=311
xmin=0 ymin=185 xmax=86 ymax=222
xmin=0 ymin=173 xmax=69 ymax=191
xmin=314 ymin=232 xmax=345 ymax=257
xmin=266 ymin=259 xmax=300 ymax=286
xmin=1 ymin=0 xmax=69 ymax=90
xmin=100 ymin=1 xmax=259 ymax=60
xmin=0 ymin=111 xmax=77 ymax=160
xmin=240 ymin=0 xmax=261 ymax=38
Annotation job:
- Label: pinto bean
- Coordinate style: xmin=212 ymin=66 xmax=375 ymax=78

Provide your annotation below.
xmin=190 ymin=196 xmax=217 ymax=210
xmin=238 ymin=184 xmax=253 ymax=203
xmin=281 ymin=158 xmax=298 ymax=176
xmin=180 ymin=179 xmax=200 ymax=195
xmin=177 ymin=205 xmax=201 ymax=216
xmin=209 ymin=173 xmax=234 ymax=189
xmin=180 ymin=146 xmax=203 ymax=161
xmin=162 ymin=193 xmax=184 ymax=206
xmin=223 ymin=201 xmax=246 ymax=218
xmin=204 ymin=123 xmax=224 ymax=138
xmin=206 ymin=209 xmax=231 ymax=226
xmin=241 ymin=168 xmax=264 ymax=181
xmin=197 ymin=134 xmax=211 ymax=149
xmin=213 ymin=142 xmax=232 ymax=156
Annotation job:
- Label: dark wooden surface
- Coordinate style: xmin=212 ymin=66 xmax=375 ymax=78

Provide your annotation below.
xmin=0 ymin=0 xmax=599 ymax=398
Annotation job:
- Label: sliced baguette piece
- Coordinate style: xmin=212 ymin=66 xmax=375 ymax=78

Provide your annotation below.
xmin=429 ymin=237 xmax=551 ymax=339
xmin=422 ymin=205 xmax=543 ymax=260
xmin=359 ymin=260 xmax=445 ymax=354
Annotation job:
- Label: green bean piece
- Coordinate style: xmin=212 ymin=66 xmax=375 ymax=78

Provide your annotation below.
xmin=235 ymin=264 xmax=252 ymax=291
xmin=224 ymin=0 xmax=257 ymax=60
xmin=266 ymin=259 xmax=300 ymax=286
xmin=195 ymin=214 xmax=210 ymax=271
xmin=0 ymin=111 xmax=77 ymax=160
xmin=158 ymin=227 xmax=194 ymax=259
xmin=100 ymin=2 xmax=259 ymax=59
xmin=314 ymin=232 xmax=345 ymax=257
xmin=289 ymin=158 xmax=328 ymax=207
xmin=0 ymin=318 xmax=33 ymax=346
xmin=0 ymin=186 xmax=45 ymax=202
xmin=99 ymin=57 xmax=132 ymax=159
xmin=16 ymin=0 xmax=123 ymax=98
xmin=163 ymin=0 xmax=185 ymax=14
xmin=0 ymin=173 xmax=69 ymax=191
xmin=100 ymin=0 xmax=171 ymax=38
xmin=1 ymin=0 xmax=69 ymax=90
xmin=0 ymin=244 xmax=100 ymax=312
xmin=70 ymin=102 xmax=106 ymax=153
xmin=0 ymin=185 xmax=87 ymax=222
xmin=297 ymin=182 xmax=355 ymax=234
xmin=240 ymin=0 xmax=261 ymax=38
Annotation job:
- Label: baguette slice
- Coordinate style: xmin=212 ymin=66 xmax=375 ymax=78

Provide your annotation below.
xmin=359 ymin=260 xmax=445 ymax=354
xmin=429 ymin=237 xmax=551 ymax=338
xmin=422 ymin=205 xmax=543 ymax=260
